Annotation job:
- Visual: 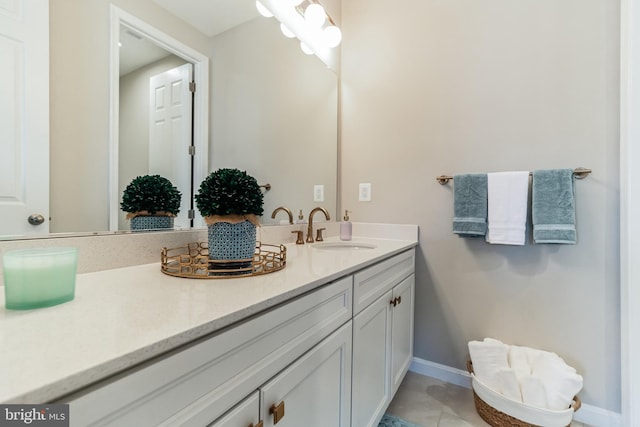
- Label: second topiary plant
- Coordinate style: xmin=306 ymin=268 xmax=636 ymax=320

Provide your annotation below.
xmin=195 ymin=168 xmax=264 ymax=273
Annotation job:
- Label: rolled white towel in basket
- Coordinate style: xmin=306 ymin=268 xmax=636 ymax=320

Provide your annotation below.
xmin=508 ymin=345 xmax=533 ymax=381
xmin=468 ymin=339 xmax=510 ymax=392
xmin=520 ymin=375 xmax=548 ymax=409
xmin=497 ymin=368 xmax=522 ymax=402
xmin=532 ymin=351 xmax=583 ymax=410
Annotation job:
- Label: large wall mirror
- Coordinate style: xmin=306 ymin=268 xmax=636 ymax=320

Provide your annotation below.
xmin=1 ymin=0 xmax=337 ymax=240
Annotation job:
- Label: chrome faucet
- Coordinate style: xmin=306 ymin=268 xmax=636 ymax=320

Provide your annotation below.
xmin=307 ymin=207 xmax=330 ymax=243
xmin=271 ymin=206 xmax=293 ymax=224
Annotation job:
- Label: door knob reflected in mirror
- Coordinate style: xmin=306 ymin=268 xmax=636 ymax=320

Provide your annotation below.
xmin=27 ymin=214 xmax=45 ymax=226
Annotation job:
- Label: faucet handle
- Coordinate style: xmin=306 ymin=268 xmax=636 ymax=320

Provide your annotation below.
xmin=291 ymin=230 xmax=305 ymax=245
xmin=315 ymin=228 xmax=326 ymax=242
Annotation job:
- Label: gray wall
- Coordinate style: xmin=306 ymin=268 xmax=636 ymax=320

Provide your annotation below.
xmin=340 ymin=0 xmax=620 ymax=411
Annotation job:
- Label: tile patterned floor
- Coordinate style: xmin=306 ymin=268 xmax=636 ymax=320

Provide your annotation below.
xmin=386 ymin=371 xmax=586 ymax=427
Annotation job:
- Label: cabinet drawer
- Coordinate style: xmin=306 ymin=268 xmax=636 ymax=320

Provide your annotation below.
xmin=209 ymin=391 xmax=259 ymax=427
xmin=260 ymin=322 xmax=352 ymax=427
xmin=353 ymin=250 xmax=414 ymax=315
xmin=68 ymin=277 xmax=352 ymax=427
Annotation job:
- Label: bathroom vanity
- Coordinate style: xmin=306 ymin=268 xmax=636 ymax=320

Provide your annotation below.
xmin=0 ymin=233 xmax=416 ymax=427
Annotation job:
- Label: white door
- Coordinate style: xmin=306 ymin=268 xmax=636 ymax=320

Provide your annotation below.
xmin=0 ymin=0 xmax=49 ymax=236
xmin=149 ymin=63 xmax=192 ymax=228
xmin=261 ymin=323 xmax=352 ymax=427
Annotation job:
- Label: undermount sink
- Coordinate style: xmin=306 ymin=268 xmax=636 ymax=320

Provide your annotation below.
xmin=312 ymin=241 xmax=377 ymax=250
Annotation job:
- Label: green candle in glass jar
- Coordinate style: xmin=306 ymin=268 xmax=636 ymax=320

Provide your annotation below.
xmin=3 ymin=247 xmax=78 ymax=310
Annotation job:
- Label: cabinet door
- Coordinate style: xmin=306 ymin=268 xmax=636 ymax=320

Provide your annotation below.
xmin=260 ymin=322 xmax=352 ymax=427
xmin=209 ymin=391 xmax=260 ymax=427
xmin=391 ymin=274 xmax=415 ymax=395
xmin=351 ymin=290 xmax=393 ymax=427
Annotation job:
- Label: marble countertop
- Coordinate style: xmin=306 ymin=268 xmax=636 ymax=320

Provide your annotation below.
xmin=0 ymin=234 xmax=417 ymax=404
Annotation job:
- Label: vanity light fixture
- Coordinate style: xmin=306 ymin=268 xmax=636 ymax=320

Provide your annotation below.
xmin=256 ymin=0 xmax=342 ymax=62
xmin=255 ymin=1 xmax=273 ymax=17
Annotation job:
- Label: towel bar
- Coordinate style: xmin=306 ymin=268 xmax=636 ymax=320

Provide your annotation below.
xmin=436 ymin=167 xmax=591 ymax=185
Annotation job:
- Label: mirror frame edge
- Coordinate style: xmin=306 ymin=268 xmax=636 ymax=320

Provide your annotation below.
xmin=108 ymin=5 xmax=210 ymax=231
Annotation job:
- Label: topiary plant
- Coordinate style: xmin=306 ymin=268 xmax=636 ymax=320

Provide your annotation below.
xmin=195 ymin=168 xmax=264 ymax=218
xmin=121 ymin=175 xmax=181 ymax=216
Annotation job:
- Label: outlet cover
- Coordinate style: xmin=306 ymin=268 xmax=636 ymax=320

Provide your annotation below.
xmin=359 ymin=183 xmax=372 ymax=202
xmin=314 ymin=185 xmax=325 ymax=202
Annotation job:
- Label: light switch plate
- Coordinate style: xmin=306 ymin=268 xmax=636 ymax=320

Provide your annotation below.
xmin=359 ymin=183 xmax=372 ymax=202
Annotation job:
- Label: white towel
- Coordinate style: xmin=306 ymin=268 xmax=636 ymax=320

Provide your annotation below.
xmin=468 ymin=339 xmax=510 ymax=392
xmin=520 ymin=375 xmax=548 ymax=409
xmin=508 ymin=345 xmax=533 ymax=382
xmin=486 ymin=171 xmax=530 ymax=245
xmin=531 ymin=351 xmax=583 ymax=410
xmin=497 ymin=368 xmax=523 ymax=402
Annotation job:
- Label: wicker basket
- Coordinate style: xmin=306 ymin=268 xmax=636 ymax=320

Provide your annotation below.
xmin=467 ymin=360 xmax=581 ymax=427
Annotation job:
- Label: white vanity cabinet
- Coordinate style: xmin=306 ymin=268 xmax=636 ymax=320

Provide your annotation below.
xmin=351 ymin=250 xmax=415 ymax=427
xmin=63 ymin=247 xmax=416 ymax=427
xmin=67 ymin=276 xmax=352 ymax=427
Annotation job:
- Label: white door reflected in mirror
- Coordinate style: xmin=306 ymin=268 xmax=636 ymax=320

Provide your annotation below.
xmin=148 ymin=63 xmax=193 ymax=229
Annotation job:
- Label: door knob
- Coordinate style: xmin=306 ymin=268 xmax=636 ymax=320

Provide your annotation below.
xmin=27 ymin=214 xmax=45 ymax=225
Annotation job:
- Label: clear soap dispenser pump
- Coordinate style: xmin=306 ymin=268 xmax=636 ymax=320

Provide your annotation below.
xmin=340 ymin=210 xmax=352 ymax=241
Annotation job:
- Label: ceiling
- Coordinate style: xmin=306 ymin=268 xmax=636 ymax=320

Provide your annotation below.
xmin=153 ymin=0 xmax=259 ymax=37
xmin=119 ymin=26 xmax=172 ymax=76
xmin=119 ymin=0 xmax=260 ymax=76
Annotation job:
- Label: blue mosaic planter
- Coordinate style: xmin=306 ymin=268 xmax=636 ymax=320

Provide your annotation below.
xmin=207 ymin=221 xmax=257 ymax=275
xmin=130 ymin=216 xmax=174 ymax=232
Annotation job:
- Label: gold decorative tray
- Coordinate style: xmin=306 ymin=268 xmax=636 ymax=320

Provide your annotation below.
xmin=161 ymin=242 xmax=286 ymax=279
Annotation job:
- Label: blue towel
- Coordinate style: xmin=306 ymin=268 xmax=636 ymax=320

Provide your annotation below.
xmin=532 ymin=169 xmax=576 ymax=244
xmin=453 ymin=174 xmax=487 ymax=237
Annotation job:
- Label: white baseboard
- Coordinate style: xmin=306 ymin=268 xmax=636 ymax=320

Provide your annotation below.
xmin=409 ymin=357 xmax=621 ymax=427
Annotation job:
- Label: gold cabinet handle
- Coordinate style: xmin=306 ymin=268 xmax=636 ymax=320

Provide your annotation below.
xmin=396 ymin=296 xmax=402 ymax=305
xmin=249 ymin=421 xmax=263 ymax=427
xmin=270 ymin=401 xmax=285 ymax=424
xmin=390 ymin=298 xmax=397 ymax=307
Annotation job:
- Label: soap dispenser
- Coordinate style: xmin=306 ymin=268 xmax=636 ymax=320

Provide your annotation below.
xmin=340 ymin=210 xmax=352 ymax=241
xmin=295 ymin=209 xmax=306 ymax=224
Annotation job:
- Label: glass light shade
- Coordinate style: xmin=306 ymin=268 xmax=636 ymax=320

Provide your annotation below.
xmin=256 ymin=1 xmax=273 ymax=17
xmin=300 ymin=42 xmax=314 ymax=55
xmin=323 ymin=25 xmax=342 ymax=48
xmin=304 ymin=4 xmax=326 ymax=28
xmin=280 ymin=23 xmax=295 ymax=38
